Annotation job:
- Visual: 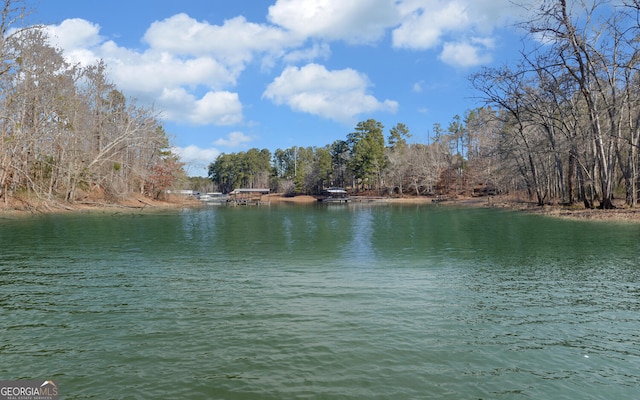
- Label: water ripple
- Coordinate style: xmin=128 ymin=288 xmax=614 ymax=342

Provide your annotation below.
xmin=1 ymin=207 xmax=639 ymax=399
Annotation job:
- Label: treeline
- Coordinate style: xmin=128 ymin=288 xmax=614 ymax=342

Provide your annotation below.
xmin=0 ymin=1 xmax=184 ymax=206
xmin=471 ymin=0 xmax=640 ymax=209
xmin=207 ymin=115 xmax=499 ymax=198
xmin=208 ymin=1 xmax=640 ymax=209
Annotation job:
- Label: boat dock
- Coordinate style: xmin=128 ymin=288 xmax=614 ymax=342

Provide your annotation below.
xmin=318 ymin=187 xmax=351 ymax=203
xmin=228 ymin=188 xmax=270 ymax=206
xmin=199 ymin=192 xmax=228 ymax=204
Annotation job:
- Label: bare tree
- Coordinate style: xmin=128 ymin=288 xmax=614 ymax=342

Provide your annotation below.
xmin=523 ymin=0 xmax=634 ymax=208
xmin=470 ymin=0 xmax=640 ymax=208
xmin=0 ymin=15 xmax=183 ymax=205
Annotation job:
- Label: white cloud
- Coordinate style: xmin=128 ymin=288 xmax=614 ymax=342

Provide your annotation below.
xmin=263 ymin=63 xmax=398 ymax=123
xmin=111 ymin=53 xmax=236 ymax=93
xmin=392 ymin=2 xmax=470 ymax=50
xmin=268 ymin=0 xmax=527 ymax=49
xmin=172 ymin=133 xmax=252 ymax=176
xmin=194 ymin=92 xmax=244 ymax=125
xmin=159 ymin=88 xmax=243 ymax=125
xmin=214 ymin=131 xmax=253 ymax=147
xmin=173 ymin=145 xmax=221 ymax=176
xmin=391 ymin=0 xmax=523 ymax=66
xmin=39 ymin=1 xmax=531 ymax=133
xmin=412 ymin=81 xmax=425 ymax=93
xmin=268 ymin=0 xmax=399 ymax=44
xmin=174 ymin=145 xmax=220 ymax=163
xmin=439 ymin=37 xmax=494 ymax=67
xmin=46 ymin=17 xmax=243 ymax=92
xmin=282 ymin=42 xmax=331 ymax=64
xmin=43 ymin=17 xmax=245 ymax=127
xmin=143 ymin=13 xmax=298 ymax=67
xmin=43 ymin=18 xmax=107 ymax=66
xmin=43 ymin=18 xmax=103 ymax=49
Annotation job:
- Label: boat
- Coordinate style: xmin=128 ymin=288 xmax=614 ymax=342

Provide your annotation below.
xmin=199 ymin=192 xmax=228 ymax=204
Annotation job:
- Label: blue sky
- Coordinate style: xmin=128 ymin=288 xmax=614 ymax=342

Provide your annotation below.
xmin=28 ymin=0 xmax=531 ymax=176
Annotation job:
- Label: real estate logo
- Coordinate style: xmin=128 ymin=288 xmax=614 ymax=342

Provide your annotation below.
xmin=0 ymin=380 xmax=58 ymax=400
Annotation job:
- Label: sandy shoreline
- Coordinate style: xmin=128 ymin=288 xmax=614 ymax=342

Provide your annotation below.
xmin=2 ymin=193 xmax=639 ymax=223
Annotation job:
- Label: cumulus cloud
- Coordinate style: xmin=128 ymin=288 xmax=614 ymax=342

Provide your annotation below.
xmin=173 ymin=132 xmax=252 ymax=175
xmin=214 ymin=131 xmax=253 ymax=147
xmin=143 ymin=14 xmax=298 ymax=66
xmin=42 ymin=18 xmax=107 ymax=66
xmin=439 ymin=37 xmax=495 ymax=67
xmin=391 ymin=0 xmax=525 ymax=66
xmin=282 ymin=42 xmax=331 ymax=64
xmin=43 ymin=17 xmax=245 ymax=126
xmin=268 ymin=0 xmax=399 ymax=44
xmin=40 ymin=0 xmax=529 ymax=131
xmin=174 ymin=145 xmax=220 ymax=163
xmin=43 ymin=18 xmax=103 ymax=50
xmin=111 ymin=54 xmax=236 ymax=93
xmin=394 ymin=0 xmax=522 ymax=31
xmin=173 ymin=145 xmax=221 ymax=176
xmin=263 ymin=63 xmax=398 ymax=123
xmin=159 ymin=88 xmax=243 ymax=125
xmin=392 ymin=2 xmax=470 ymax=50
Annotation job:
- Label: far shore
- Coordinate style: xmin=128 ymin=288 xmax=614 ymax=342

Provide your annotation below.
xmin=2 ymin=193 xmax=640 ymax=223
xmin=272 ymin=193 xmax=640 ymax=223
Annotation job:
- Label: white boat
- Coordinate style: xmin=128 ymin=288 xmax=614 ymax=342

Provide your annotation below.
xmin=199 ymin=192 xmax=228 ymax=204
xmin=318 ymin=187 xmax=351 ymax=203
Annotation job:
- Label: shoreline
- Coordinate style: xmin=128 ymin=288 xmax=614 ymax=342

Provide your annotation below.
xmin=268 ymin=193 xmax=640 ymax=223
xmin=0 ymin=195 xmax=202 ymax=219
xmin=2 ymin=193 xmax=639 ymax=223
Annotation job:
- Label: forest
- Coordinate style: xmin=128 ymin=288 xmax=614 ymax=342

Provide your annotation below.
xmin=207 ymin=1 xmax=640 ymax=209
xmin=0 ymin=1 xmax=184 ymax=207
xmin=205 ymin=116 xmax=498 ymax=200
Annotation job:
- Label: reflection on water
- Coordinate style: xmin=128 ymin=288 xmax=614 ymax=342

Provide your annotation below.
xmin=1 ymin=204 xmax=639 ymax=399
xmin=344 ymin=206 xmax=374 ymax=263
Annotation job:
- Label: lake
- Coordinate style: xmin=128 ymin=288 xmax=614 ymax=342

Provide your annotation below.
xmin=1 ymin=203 xmax=639 ymax=399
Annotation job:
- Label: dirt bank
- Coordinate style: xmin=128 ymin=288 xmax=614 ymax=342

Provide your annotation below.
xmin=269 ymin=193 xmax=640 ymax=223
xmin=268 ymin=195 xmax=318 ymax=204
xmin=447 ymin=195 xmax=640 ymax=223
xmin=0 ymin=194 xmax=201 ymax=219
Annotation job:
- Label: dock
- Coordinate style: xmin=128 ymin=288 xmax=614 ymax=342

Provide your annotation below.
xmin=199 ymin=192 xmax=228 ymax=204
xmin=228 ymin=188 xmax=270 ymax=206
xmin=318 ymin=187 xmax=351 ymax=203
xmin=431 ymin=195 xmax=451 ymax=203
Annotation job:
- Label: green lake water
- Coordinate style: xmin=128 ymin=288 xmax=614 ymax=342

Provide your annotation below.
xmin=1 ymin=204 xmax=639 ymax=399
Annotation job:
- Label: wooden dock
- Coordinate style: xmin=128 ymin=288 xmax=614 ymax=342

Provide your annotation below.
xmin=320 ymin=197 xmax=351 ymax=203
xmin=228 ymin=188 xmax=270 ymax=206
xmin=431 ymin=195 xmax=451 ymax=203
